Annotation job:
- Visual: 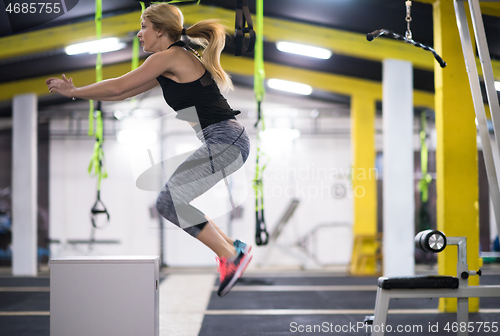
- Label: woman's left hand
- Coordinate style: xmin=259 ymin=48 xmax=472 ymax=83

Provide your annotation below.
xmin=46 ymin=74 xmax=76 ymax=98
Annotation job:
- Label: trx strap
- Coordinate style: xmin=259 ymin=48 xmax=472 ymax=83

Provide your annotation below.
xmin=252 ymin=0 xmax=268 ymax=246
xmin=130 ymin=2 xmax=147 ymax=106
xmin=366 ymin=2 xmax=446 ymax=68
xmin=234 ymin=0 xmax=256 ymax=56
xmin=418 ymin=111 xmax=432 ymax=231
xmin=88 ymin=0 xmax=109 ymax=230
xmin=91 ymin=191 xmax=110 ymax=228
xmin=418 ymin=112 xmax=432 ymax=204
xmin=253 ymin=103 xmax=269 ymax=246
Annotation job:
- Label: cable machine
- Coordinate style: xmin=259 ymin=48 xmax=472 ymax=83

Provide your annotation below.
xmin=454 ymin=0 xmax=500 ymax=242
xmin=367 ymin=1 xmax=447 ymax=68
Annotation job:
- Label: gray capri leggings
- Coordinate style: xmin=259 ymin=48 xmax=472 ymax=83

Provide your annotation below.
xmin=155 ymin=119 xmax=250 ymax=238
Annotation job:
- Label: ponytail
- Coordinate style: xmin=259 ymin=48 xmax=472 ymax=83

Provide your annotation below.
xmin=184 ymin=20 xmax=233 ymax=92
xmin=142 ymin=4 xmax=233 ymax=91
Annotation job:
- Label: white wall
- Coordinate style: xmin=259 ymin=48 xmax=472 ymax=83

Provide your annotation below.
xmin=49 ymin=120 xmax=160 ymax=259
xmin=49 ymin=106 xmax=436 ymax=270
xmin=148 ymin=114 xmax=355 ymax=268
xmin=253 ymin=134 xmax=354 ymax=267
xmin=47 ymin=83 xmax=386 ymax=269
xmin=49 ymin=113 xmax=355 ymax=268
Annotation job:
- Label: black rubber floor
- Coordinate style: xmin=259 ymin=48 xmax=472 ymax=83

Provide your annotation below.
xmin=199 ymin=313 xmax=500 ymax=336
xmin=0 ymin=292 xmax=50 ymax=311
xmin=0 ymin=277 xmax=50 ymax=287
xmin=207 ymin=290 xmax=443 ymax=310
xmin=0 ymin=316 xmax=50 ymax=336
xmin=232 ymin=276 xmax=379 ymax=287
xmin=200 ymin=273 xmax=500 ymax=336
xmin=1 ymin=272 xmax=499 ymax=336
xmin=0 ymin=276 xmax=50 ymax=336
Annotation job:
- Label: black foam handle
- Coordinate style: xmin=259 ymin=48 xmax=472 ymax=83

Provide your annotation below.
xmin=366 ymin=29 xmax=386 ymax=42
xmin=434 ymin=54 xmax=447 ymax=68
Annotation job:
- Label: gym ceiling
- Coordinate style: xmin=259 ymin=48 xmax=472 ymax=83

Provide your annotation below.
xmin=1 ymin=0 xmax=500 ymax=118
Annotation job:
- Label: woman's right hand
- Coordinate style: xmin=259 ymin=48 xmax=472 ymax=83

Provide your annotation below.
xmin=46 ymin=74 xmax=76 ymax=98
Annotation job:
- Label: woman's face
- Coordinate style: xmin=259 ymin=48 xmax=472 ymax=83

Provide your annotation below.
xmin=137 ymin=18 xmax=159 ymax=52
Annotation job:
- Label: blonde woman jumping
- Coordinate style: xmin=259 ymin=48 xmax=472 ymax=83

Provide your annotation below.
xmin=46 ymin=3 xmax=252 ymax=297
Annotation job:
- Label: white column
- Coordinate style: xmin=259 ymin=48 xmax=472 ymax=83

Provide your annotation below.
xmin=382 ymin=59 xmax=415 ymax=277
xmin=12 ymin=93 xmax=38 ymax=276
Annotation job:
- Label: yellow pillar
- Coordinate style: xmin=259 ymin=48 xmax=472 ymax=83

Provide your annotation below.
xmin=350 ymin=94 xmax=379 ymax=276
xmin=433 ymin=0 xmax=480 ymax=312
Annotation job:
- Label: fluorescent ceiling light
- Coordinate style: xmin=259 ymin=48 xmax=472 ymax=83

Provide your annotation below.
xmin=66 ymin=38 xmax=126 ymax=55
xmin=276 ymin=41 xmax=332 ymax=59
xmin=495 ymin=81 xmax=500 ymax=91
xmin=268 ymin=79 xmax=313 ymax=95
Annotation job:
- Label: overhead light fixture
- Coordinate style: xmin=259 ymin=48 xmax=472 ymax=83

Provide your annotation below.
xmin=268 ymin=79 xmax=313 ymax=95
xmin=276 ymin=41 xmax=332 ymax=60
xmin=65 ymin=37 xmax=127 ymax=55
xmin=495 ymin=81 xmax=500 ymax=91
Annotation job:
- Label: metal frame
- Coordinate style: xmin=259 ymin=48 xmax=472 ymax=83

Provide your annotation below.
xmin=454 ymin=0 xmax=500 ymax=237
xmin=368 ymin=3 xmax=500 ymax=334
xmin=371 ymin=236 xmax=500 ymax=336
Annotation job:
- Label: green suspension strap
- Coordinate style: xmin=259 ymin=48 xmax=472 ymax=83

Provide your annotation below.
xmin=132 ymin=34 xmax=140 ymax=68
xmin=252 ymin=0 xmax=269 ymax=246
xmin=418 ymin=111 xmax=432 ymax=231
xmin=88 ymin=0 xmax=109 ymax=230
xmin=130 ymin=9 xmax=141 ymax=105
xmin=88 ymin=0 xmax=103 ymax=137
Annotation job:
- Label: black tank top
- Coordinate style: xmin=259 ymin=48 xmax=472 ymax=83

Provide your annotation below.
xmin=156 ymin=41 xmax=240 ymax=130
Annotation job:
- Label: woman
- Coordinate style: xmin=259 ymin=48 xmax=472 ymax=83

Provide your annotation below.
xmin=46 ymin=3 xmax=252 ymax=297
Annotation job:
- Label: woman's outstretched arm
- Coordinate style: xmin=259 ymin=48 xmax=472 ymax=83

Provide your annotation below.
xmin=46 ymin=51 xmax=171 ymax=100
xmin=101 ymin=79 xmax=159 ymax=101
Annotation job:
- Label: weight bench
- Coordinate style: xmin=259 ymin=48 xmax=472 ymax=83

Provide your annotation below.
xmin=365 ymin=230 xmax=500 ymax=336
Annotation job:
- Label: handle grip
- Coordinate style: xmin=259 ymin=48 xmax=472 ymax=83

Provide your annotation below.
xmin=366 ymin=29 xmax=387 ymax=42
xmin=366 ymin=29 xmax=446 ymax=68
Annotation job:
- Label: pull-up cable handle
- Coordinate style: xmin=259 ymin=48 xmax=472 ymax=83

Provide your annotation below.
xmin=366 ymin=29 xmax=447 ymax=68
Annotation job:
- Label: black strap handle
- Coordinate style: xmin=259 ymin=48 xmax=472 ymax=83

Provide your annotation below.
xmin=234 ymin=0 xmax=256 ymax=56
xmin=90 ymin=191 xmax=110 ymax=229
xmin=255 ymin=210 xmax=269 ymax=246
xmin=367 ymin=29 xmax=446 ymax=68
xmin=254 ymin=180 xmax=268 ymax=246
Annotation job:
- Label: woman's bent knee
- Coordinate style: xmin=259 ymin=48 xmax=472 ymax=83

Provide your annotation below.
xmin=156 ymin=190 xmax=178 ymax=225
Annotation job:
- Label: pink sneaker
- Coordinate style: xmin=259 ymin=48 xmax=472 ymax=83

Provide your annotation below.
xmin=216 ymin=251 xmax=252 ymax=297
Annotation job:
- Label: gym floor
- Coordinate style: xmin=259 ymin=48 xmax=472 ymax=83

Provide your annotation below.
xmin=1 ymin=265 xmax=499 ymax=336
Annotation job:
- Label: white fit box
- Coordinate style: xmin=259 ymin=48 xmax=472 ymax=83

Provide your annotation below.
xmin=50 ymin=256 xmax=159 ymax=336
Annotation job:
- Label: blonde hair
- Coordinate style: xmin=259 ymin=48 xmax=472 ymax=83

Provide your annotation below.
xmin=141 ymin=3 xmax=233 ymax=91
